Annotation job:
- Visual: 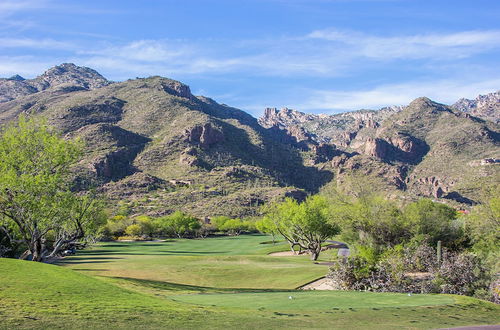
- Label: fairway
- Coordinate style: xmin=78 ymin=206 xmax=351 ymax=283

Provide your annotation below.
xmin=172 ymin=291 xmax=455 ymax=311
xmin=56 ymin=234 xmax=331 ymax=289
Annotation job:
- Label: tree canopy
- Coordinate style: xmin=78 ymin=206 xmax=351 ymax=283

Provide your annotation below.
xmin=0 ymin=116 xmax=104 ymax=261
xmin=261 ymin=195 xmax=340 ymax=260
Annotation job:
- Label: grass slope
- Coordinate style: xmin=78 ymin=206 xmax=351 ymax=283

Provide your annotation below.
xmin=2 ymin=235 xmax=500 ymax=329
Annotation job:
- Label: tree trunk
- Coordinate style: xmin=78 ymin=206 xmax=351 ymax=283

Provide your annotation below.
xmin=310 ymin=244 xmax=321 ymax=261
xmin=19 ymin=249 xmax=31 ymax=260
xmin=31 ymin=239 xmax=44 ymax=262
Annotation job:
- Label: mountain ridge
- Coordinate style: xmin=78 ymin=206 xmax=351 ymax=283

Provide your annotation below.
xmin=0 ymin=63 xmax=498 ymax=216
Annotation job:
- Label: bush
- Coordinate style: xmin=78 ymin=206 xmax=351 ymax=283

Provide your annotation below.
xmin=435 ymin=252 xmax=488 ymax=296
xmin=328 ymin=244 xmax=492 ymax=298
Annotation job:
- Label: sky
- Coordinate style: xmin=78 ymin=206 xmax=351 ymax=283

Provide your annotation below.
xmin=0 ymin=0 xmax=499 ymax=117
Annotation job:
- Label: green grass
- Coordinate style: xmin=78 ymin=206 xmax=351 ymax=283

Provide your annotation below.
xmin=55 ymin=235 xmax=330 ymax=289
xmin=2 ymin=235 xmax=500 ymax=329
xmin=172 ymin=291 xmax=455 ymax=311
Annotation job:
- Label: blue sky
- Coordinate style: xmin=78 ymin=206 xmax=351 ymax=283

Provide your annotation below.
xmin=1 ymin=0 xmax=499 ymax=116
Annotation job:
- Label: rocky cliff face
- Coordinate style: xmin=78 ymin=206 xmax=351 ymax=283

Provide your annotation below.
xmin=259 ymin=105 xmax=402 ymax=145
xmin=0 ymin=63 xmax=110 ymax=103
xmin=452 ymin=91 xmax=499 ymax=124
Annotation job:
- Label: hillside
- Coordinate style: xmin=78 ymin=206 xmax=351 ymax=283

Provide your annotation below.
xmin=0 ymin=63 xmax=498 ymax=214
xmin=0 ymin=64 xmax=331 ymax=218
xmin=260 ymin=98 xmax=500 ymax=206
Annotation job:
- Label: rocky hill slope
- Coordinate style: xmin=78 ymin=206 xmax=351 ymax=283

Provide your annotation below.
xmin=0 ymin=64 xmax=330 ymax=217
xmin=260 ymin=97 xmax=499 ymax=206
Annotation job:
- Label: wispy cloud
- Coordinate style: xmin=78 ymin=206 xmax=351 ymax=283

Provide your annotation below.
xmin=0 ymin=38 xmax=75 ymax=50
xmin=0 ymin=56 xmax=57 ymax=77
xmin=2 ymin=28 xmax=500 ymax=78
xmin=307 ymin=29 xmax=500 ymax=60
xmin=296 ymin=78 xmax=500 ymax=112
xmin=0 ymin=0 xmax=50 ymax=18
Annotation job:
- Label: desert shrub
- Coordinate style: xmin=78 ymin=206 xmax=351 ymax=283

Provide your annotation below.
xmin=435 ymin=252 xmax=488 ymax=296
xmin=328 ymin=244 xmax=491 ymax=297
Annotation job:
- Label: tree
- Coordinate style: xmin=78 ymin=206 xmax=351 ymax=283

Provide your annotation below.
xmin=263 ymin=195 xmax=340 ymax=260
xmin=156 ymin=211 xmax=200 ymax=238
xmin=333 ymin=194 xmax=407 ymax=248
xmin=211 ymin=216 xmax=231 ymax=232
xmin=219 ymin=218 xmax=248 ymax=236
xmin=403 ymin=199 xmax=459 ymax=246
xmin=255 ymin=216 xmax=278 ymax=243
xmin=464 ymin=192 xmax=500 ymax=274
xmin=0 ymin=116 xmax=103 ymax=261
xmin=47 ymin=191 xmax=105 ymax=258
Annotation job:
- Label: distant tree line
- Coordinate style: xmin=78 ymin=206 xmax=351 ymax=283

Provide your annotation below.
xmin=101 ymin=212 xmax=257 ymax=240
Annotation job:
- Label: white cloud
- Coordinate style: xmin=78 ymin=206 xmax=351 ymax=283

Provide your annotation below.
xmin=0 ymin=0 xmax=50 ymax=18
xmin=0 ymin=56 xmax=57 ymax=77
xmin=308 ymin=29 xmax=500 ymax=60
xmin=0 ymin=38 xmax=74 ymax=50
xmin=296 ymin=78 xmax=500 ymax=112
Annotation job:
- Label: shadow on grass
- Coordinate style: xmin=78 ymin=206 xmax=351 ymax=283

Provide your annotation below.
xmin=74 ymin=250 xmax=227 ymax=256
xmin=112 ymin=276 xmax=298 ymax=294
xmin=56 ymin=260 xmax=114 ymax=264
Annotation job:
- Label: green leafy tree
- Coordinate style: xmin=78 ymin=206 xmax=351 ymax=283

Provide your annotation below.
xmin=255 ymin=216 xmax=278 ymax=243
xmin=464 ymin=193 xmax=500 ymax=274
xmin=125 ymin=224 xmax=142 ymax=237
xmin=219 ymin=218 xmax=248 ymax=236
xmin=135 ymin=215 xmax=157 ymax=237
xmin=157 ymin=211 xmax=200 ymax=238
xmin=0 ymin=116 xmax=103 ymax=261
xmin=263 ymin=195 xmax=340 ymax=260
xmin=403 ymin=199 xmax=459 ymax=246
xmin=210 ymin=216 xmax=231 ymax=231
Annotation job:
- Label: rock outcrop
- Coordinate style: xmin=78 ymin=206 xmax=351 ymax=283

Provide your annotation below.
xmin=184 ymin=123 xmax=225 ymax=148
xmin=452 ymin=90 xmax=499 ymax=124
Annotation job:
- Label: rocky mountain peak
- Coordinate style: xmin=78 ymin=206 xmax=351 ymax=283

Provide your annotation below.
xmin=259 ymin=107 xmax=318 ymax=129
xmin=31 ymin=63 xmax=110 ymax=91
xmin=0 ymin=63 xmax=110 ymax=103
xmin=452 ymin=90 xmax=499 ymax=124
xmin=7 ymin=75 xmax=25 ymax=81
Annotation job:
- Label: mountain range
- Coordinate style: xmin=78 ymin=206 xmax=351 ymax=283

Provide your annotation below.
xmin=0 ymin=63 xmax=498 ymax=217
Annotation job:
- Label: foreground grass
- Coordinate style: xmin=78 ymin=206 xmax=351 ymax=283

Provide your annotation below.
xmin=2 ymin=235 xmax=500 ymax=329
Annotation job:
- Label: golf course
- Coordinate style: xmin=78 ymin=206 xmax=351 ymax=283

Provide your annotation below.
xmin=1 ymin=234 xmax=499 ymax=329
